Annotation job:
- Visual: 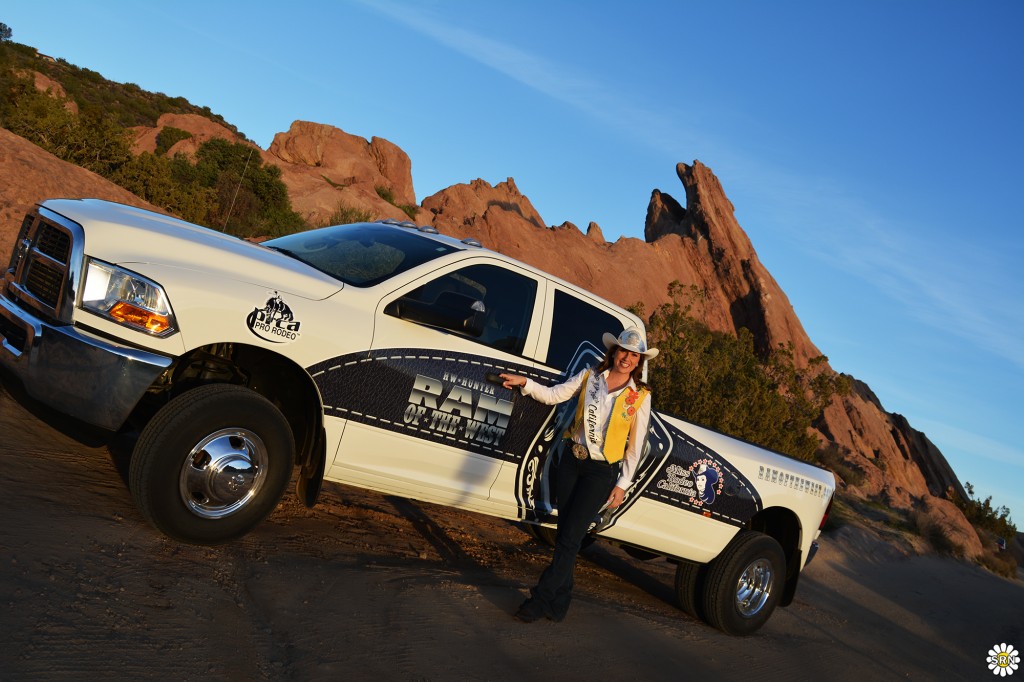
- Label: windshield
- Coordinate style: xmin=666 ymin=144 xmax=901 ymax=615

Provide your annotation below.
xmin=265 ymin=223 xmax=459 ymax=287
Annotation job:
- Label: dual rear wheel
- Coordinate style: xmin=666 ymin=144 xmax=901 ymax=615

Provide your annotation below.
xmin=674 ymin=530 xmax=785 ymax=636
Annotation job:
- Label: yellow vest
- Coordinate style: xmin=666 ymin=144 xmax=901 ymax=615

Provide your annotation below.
xmin=567 ymin=371 xmax=651 ymax=463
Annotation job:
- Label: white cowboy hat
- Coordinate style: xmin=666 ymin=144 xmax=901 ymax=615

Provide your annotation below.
xmin=602 ymin=327 xmax=659 ymax=360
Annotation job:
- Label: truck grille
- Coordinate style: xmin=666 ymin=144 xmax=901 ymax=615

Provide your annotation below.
xmin=4 ymin=208 xmax=81 ymax=324
xmin=22 ymin=221 xmax=71 ymax=309
xmin=35 ymin=223 xmax=71 ymax=263
xmin=25 ymin=259 xmax=65 ymax=309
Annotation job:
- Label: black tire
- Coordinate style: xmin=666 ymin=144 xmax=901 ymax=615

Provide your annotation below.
xmin=522 ymin=523 xmax=597 ymax=550
xmin=523 ymin=522 xmax=558 ymax=547
xmin=701 ymin=530 xmax=785 ymax=636
xmin=674 ymin=560 xmax=707 ymax=620
xmin=129 ymin=384 xmax=295 ymax=544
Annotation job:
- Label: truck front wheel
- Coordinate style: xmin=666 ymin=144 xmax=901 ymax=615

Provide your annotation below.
xmin=129 ymin=384 xmax=294 ymax=544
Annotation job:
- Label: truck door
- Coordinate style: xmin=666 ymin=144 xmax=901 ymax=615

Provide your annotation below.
xmin=330 ymin=259 xmax=545 ymax=511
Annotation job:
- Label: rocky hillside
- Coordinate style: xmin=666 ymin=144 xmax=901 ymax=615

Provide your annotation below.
xmin=0 ymin=109 xmax=985 ymax=559
xmin=0 ymin=127 xmax=163 ymax=250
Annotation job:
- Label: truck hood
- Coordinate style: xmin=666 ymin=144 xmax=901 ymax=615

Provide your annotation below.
xmin=44 ymin=199 xmax=342 ymax=300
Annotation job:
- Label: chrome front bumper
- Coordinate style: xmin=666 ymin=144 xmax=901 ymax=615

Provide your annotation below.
xmin=0 ymin=293 xmax=172 ymax=431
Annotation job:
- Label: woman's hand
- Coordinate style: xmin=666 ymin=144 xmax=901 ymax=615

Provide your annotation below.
xmin=499 ymin=373 xmax=527 ymax=389
xmin=607 ymin=486 xmax=626 ymax=509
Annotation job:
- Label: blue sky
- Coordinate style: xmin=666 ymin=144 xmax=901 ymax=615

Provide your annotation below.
xmin=5 ymin=1 xmax=1023 ymax=522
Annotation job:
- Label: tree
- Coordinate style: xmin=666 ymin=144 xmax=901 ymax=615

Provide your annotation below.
xmin=0 ymin=22 xmax=12 ymax=42
xmin=109 ymin=152 xmax=214 ymax=224
xmin=155 ymin=126 xmax=193 ymax=155
xmin=955 ymin=482 xmax=1017 ymax=539
xmin=641 ymin=281 xmax=849 ymax=461
xmin=2 ymin=76 xmax=131 ymax=176
xmin=193 ymin=138 xmax=304 ymax=236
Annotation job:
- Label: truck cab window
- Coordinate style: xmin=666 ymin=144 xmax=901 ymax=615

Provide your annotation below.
xmin=546 ymin=290 xmax=624 ymax=372
xmin=396 ymin=264 xmax=537 ymax=355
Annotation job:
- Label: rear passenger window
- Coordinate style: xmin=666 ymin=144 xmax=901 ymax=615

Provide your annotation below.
xmin=546 ymin=290 xmax=624 ymax=371
xmin=400 ymin=264 xmax=537 ymax=355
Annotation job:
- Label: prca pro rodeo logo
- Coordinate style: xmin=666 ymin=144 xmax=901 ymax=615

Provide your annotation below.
xmin=247 ymin=291 xmax=301 ymax=343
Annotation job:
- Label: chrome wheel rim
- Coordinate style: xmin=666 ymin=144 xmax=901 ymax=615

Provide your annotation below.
xmin=736 ymin=558 xmax=774 ymax=617
xmin=179 ymin=428 xmax=268 ymax=519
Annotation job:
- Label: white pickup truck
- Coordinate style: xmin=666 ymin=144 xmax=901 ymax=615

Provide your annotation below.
xmin=0 ymin=199 xmax=835 ymax=635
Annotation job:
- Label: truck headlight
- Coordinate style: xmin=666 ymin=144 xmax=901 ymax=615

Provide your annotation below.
xmin=81 ymin=259 xmax=177 ymax=336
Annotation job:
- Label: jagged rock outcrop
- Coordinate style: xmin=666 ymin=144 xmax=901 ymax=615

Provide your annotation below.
xmin=126 ymin=118 xmax=423 ymax=227
xmin=818 ymin=377 xmax=966 ymax=510
xmin=264 ymin=121 xmax=421 ymax=226
xmin=420 ymin=158 xmax=971 ymax=532
xmin=919 ymin=495 xmax=985 ymax=560
xmin=422 ymin=176 xmax=724 ymax=325
xmin=648 ymin=162 xmax=822 ymax=362
xmin=424 ymin=177 xmax=545 ymax=230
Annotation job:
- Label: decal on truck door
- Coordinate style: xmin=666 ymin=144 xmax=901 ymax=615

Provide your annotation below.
xmin=307 ymin=346 xmax=762 ymax=529
xmin=307 ymin=349 xmax=554 ymax=462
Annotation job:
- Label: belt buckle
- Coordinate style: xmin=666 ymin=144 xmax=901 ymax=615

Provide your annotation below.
xmin=570 ymin=442 xmax=589 ymax=460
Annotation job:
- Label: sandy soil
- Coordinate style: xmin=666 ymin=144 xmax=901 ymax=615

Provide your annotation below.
xmin=1 ymin=372 xmax=1022 ymax=681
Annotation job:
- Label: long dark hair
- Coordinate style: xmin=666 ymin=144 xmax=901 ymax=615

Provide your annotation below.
xmin=594 ymin=346 xmax=649 ymax=391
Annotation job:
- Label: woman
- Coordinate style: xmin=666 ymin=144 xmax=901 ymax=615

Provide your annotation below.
xmin=500 ymin=327 xmax=657 ymax=623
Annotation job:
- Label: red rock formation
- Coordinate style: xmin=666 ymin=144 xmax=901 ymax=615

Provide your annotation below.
xmin=819 ymin=378 xmax=967 ymax=509
xmin=125 ymin=119 xmax=421 ymax=227
xmin=919 ymin=495 xmax=985 ymax=560
xmin=263 ymin=121 xmax=420 ymax=226
xmin=0 ymin=119 xmax=980 ymax=553
xmin=17 ymin=69 xmax=78 ymax=114
xmin=129 ymin=112 xmax=245 ymax=157
xmin=0 ymin=127 xmax=163 ymax=264
xmin=420 ymin=159 xmax=970 ymax=527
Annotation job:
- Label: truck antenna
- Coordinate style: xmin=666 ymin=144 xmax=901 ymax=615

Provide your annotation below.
xmin=223 ymin=146 xmax=255 ymax=230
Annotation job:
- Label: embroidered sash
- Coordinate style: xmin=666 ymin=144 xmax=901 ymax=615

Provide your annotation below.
xmin=566 ymin=370 xmax=650 ymax=463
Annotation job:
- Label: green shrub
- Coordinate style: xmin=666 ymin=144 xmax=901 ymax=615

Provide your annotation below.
xmin=155 ymin=126 xmax=192 ymax=155
xmin=322 ymin=202 xmax=373 ymax=227
xmin=912 ymin=511 xmax=962 ymax=557
xmin=978 ymin=550 xmax=1017 ymax=579
xmin=376 ymin=185 xmax=418 ymax=220
xmin=953 ymin=482 xmax=1017 ymax=539
xmin=1 ymin=39 xmax=239 ymax=132
xmin=1 ymin=74 xmax=132 ymax=176
xmin=816 ymin=443 xmax=866 ymax=487
xmin=109 ymin=152 xmax=213 ymax=224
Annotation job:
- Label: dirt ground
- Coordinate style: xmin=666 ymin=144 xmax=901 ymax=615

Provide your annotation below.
xmin=1 ymin=372 xmax=1022 ymax=682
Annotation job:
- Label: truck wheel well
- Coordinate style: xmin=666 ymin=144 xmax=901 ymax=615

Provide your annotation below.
xmin=134 ymin=343 xmax=324 ymax=473
xmin=748 ymin=506 xmax=803 ymax=607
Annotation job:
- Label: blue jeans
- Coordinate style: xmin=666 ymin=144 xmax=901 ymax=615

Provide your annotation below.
xmin=530 ymin=450 xmax=619 ymax=621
